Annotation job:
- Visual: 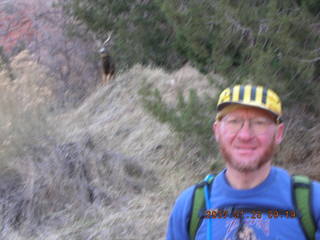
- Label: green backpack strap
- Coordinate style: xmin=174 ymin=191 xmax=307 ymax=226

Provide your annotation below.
xmin=188 ymin=174 xmax=215 ymax=240
xmin=292 ymin=175 xmax=316 ymax=240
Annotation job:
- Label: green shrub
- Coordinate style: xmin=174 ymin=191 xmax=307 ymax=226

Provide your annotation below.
xmin=139 ymin=81 xmax=218 ymax=157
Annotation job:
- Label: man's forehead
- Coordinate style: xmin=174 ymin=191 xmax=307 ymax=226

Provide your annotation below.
xmin=223 ymin=105 xmax=274 ymax=118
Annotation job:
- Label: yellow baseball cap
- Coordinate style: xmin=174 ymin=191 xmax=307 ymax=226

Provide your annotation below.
xmin=216 ymin=85 xmax=282 ymax=122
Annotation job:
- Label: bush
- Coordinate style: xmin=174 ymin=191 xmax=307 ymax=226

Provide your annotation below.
xmin=139 ymin=80 xmax=218 ymax=157
xmin=59 ymin=0 xmax=187 ymax=71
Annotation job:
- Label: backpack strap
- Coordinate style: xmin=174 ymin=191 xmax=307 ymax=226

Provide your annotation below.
xmin=292 ymin=175 xmax=316 ymax=240
xmin=188 ymin=174 xmax=215 ymax=240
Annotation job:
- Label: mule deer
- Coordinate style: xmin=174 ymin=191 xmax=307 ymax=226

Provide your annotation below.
xmin=99 ymin=33 xmax=115 ymax=84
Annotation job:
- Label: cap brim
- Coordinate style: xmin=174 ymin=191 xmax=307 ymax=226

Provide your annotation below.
xmin=217 ymin=102 xmax=281 ymax=122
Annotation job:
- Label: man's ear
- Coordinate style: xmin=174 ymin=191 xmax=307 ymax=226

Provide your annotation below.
xmin=275 ymin=123 xmax=285 ymax=144
xmin=213 ymin=121 xmax=220 ymax=142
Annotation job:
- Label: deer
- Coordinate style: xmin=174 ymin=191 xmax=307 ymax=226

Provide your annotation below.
xmin=99 ymin=33 xmax=115 ymax=84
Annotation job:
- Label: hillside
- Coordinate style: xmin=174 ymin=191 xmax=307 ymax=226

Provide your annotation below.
xmin=0 ymin=51 xmax=218 ymax=239
xmin=1 ymin=50 xmax=320 ymax=240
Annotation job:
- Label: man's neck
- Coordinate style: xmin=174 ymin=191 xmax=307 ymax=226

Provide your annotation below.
xmin=225 ymin=164 xmax=272 ymax=190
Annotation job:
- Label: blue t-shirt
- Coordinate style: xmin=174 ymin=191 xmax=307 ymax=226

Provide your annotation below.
xmin=166 ymin=167 xmax=320 ymax=240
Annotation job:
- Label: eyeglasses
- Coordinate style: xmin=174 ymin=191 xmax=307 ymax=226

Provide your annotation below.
xmin=221 ymin=116 xmax=275 ymax=134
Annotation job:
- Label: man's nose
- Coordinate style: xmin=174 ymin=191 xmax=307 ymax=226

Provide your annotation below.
xmin=237 ymin=120 xmax=254 ymax=139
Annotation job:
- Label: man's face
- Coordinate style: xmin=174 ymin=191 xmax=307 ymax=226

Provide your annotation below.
xmin=213 ymin=106 xmax=284 ymax=173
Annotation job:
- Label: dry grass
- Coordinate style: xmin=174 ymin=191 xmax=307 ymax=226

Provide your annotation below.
xmin=275 ymin=109 xmax=320 ymax=181
xmin=0 ymin=51 xmax=319 ymax=240
xmin=0 ymin=54 xmax=215 ymax=239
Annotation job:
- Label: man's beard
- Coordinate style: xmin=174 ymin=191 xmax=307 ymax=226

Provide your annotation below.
xmin=219 ymin=138 xmax=276 ymax=173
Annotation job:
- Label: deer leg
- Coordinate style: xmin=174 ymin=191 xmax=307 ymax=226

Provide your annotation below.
xmin=106 ymin=73 xmax=112 ymax=84
xmin=101 ymin=73 xmax=106 ymax=85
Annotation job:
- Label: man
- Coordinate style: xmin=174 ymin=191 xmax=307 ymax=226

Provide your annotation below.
xmin=166 ymin=85 xmax=320 ymax=239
